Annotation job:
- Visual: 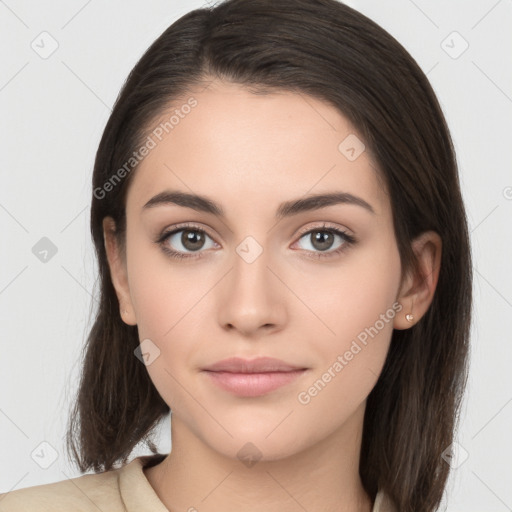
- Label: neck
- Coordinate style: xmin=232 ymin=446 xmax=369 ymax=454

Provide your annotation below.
xmin=144 ymin=403 xmax=373 ymax=512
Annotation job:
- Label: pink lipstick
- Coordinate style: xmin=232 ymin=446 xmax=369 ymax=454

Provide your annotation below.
xmin=201 ymin=357 xmax=308 ymax=397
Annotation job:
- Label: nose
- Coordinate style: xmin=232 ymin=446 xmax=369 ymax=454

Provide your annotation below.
xmin=217 ymin=246 xmax=287 ymax=338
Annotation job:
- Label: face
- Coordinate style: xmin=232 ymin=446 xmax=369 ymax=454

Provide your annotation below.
xmin=105 ymin=80 xmax=408 ymax=462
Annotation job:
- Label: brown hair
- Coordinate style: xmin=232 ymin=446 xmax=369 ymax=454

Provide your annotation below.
xmin=66 ymin=1 xmax=473 ymax=510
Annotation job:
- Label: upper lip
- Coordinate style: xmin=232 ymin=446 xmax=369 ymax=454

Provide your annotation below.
xmin=202 ymin=357 xmax=307 ymax=373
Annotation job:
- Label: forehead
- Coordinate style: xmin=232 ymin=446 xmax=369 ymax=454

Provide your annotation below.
xmin=125 ymin=81 xmax=389 ymax=219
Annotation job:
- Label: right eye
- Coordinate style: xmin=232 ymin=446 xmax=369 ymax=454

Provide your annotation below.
xmin=157 ymin=224 xmax=218 ymax=260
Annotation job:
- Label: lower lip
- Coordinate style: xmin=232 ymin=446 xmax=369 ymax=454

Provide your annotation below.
xmin=202 ymin=370 xmax=307 ymax=397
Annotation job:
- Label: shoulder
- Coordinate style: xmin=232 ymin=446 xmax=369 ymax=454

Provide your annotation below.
xmin=0 ymin=462 xmax=124 ymax=512
xmin=373 ymin=489 xmax=398 ymax=512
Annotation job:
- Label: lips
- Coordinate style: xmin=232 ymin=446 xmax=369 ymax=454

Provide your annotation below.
xmin=201 ymin=356 xmax=307 ymax=373
xmin=201 ymin=357 xmax=309 ymax=397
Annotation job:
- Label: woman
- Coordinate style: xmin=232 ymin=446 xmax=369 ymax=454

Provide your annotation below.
xmin=0 ymin=0 xmax=472 ymax=510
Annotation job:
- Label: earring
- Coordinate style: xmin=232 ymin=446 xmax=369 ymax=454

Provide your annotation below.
xmin=405 ymin=313 xmax=414 ymax=323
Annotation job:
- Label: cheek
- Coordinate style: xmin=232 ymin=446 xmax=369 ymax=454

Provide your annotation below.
xmin=295 ymin=288 xmax=398 ymax=430
xmin=126 ymin=231 xmax=201 ymax=338
xmin=125 ymin=236 xmax=218 ymax=391
xmin=298 ymin=239 xmax=401 ymax=345
xmin=296 ymin=240 xmax=401 ymax=398
xmin=131 ymin=267 xmax=204 ymax=412
xmin=129 ymin=268 xmax=203 ymax=378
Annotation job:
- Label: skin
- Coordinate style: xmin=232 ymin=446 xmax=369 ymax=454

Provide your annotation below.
xmin=103 ymin=79 xmax=441 ymax=512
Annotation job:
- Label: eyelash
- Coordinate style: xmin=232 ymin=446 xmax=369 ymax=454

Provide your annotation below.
xmin=155 ymin=222 xmax=356 ymax=261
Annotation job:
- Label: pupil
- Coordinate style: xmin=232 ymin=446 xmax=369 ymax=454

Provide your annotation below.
xmin=313 ymin=231 xmax=333 ymax=251
xmin=182 ymin=230 xmax=204 ymax=250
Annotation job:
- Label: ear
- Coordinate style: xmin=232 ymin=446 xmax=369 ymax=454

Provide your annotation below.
xmin=102 ymin=216 xmax=137 ymax=326
xmin=393 ymin=230 xmax=442 ymax=330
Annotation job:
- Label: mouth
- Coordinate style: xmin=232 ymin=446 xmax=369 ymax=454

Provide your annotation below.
xmin=201 ymin=356 xmax=307 ymax=373
xmin=202 ymin=369 xmax=308 ymax=397
xmin=201 ymin=357 xmax=309 ymax=397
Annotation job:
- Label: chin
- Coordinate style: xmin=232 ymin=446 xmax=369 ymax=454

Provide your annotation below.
xmin=202 ymin=427 xmax=309 ymax=465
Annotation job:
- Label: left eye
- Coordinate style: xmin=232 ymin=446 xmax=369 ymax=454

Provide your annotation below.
xmin=294 ymin=227 xmax=354 ymax=254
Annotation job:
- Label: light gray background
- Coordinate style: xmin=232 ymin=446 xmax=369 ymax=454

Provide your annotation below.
xmin=1 ymin=1 xmax=511 ymax=510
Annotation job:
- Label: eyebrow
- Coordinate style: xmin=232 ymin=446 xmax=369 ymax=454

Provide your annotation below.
xmin=142 ymin=190 xmax=376 ymax=219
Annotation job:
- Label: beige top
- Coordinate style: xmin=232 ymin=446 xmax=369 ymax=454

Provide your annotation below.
xmin=0 ymin=453 xmax=397 ymax=511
